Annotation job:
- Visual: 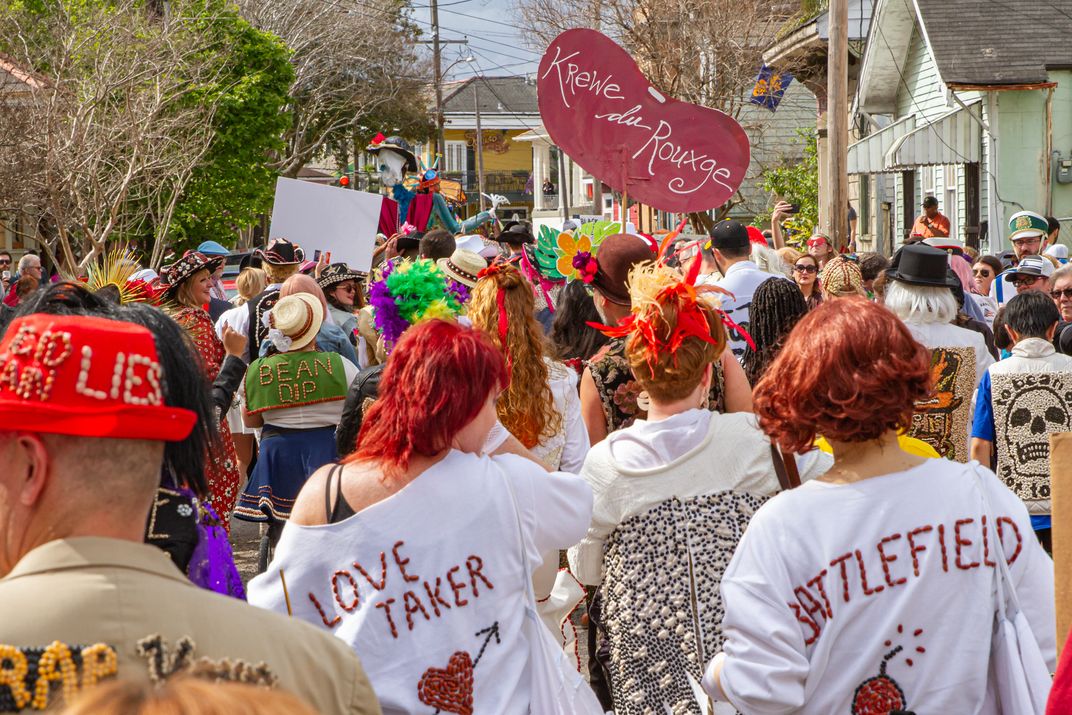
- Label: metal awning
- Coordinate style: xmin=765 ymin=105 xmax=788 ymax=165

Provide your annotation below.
xmin=513 ymin=126 xmax=549 ymax=143
xmin=847 ymin=115 xmax=915 ymax=174
xmin=885 ymin=102 xmax=982 ymax=169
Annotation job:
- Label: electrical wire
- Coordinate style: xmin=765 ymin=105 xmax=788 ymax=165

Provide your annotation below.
xmin=869 ymin=0 xmax=1022 ymax=217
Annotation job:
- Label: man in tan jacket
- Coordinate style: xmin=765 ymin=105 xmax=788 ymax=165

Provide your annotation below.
xmin=0 ymin=307 xmax=381 ymax=713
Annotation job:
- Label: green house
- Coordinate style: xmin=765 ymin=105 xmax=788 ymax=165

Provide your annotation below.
xmin=849 ymin=0 xmax=1072 ymax=254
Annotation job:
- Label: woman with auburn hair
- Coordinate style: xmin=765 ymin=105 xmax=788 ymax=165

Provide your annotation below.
xmin=704 ymin=297 xmax=1056 ymax=714
xmin=469 ymin=262 xmax=588 ymax=472
xmin=248 ymin=319 xmax=597 ymax=714
xmin=567 ymin=262 xmax=830 ymax=713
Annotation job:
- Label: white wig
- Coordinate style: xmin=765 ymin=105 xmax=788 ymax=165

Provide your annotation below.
xmin=751 ymin=243 xmax=793 ymax=278
xmin=884 ymin=279 xmax=958 ymax=325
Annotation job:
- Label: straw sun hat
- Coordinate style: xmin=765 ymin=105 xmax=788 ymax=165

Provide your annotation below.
xmin=267 ymin=293 xmax=323 ymax=352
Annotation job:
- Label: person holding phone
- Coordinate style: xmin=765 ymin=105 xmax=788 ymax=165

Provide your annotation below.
xmin=769 ymin=200 xmax=796 ymax=249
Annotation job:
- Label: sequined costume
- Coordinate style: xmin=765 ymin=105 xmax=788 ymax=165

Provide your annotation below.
xmin=174 ymin=307 xmax=241 ymax=529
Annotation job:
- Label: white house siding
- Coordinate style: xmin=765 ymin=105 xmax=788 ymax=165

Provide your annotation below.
xmin=888 ymin=27 xmax=985 ymax=243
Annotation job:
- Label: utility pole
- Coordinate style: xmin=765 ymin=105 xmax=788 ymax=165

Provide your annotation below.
xmin=589 ymin=0 xmax=603 ymax=218
xmin=430 ymin=0 xmax=445 ymax=161
xmin=558 ymin=148 xmax=570 ymax=222
xmin=826 ymin=0 xmax=849 ymax=250
xmin=474 ymin=81 xmax=486 ymax=212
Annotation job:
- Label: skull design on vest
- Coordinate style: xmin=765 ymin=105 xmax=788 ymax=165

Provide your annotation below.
xmin=993 ymin=372 xmax=1072 ymax=501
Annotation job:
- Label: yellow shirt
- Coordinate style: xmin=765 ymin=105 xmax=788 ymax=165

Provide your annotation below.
xmin=814 ymin=434 xmax=941 ymax=459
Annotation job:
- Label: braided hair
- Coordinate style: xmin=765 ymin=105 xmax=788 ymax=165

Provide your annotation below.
xmin=741 ymin=277 xmax=809 ymax=386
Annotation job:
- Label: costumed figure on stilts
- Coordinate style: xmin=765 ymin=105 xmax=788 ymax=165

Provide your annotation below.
xmin=367 ymin=133 xmax=498 ymax=236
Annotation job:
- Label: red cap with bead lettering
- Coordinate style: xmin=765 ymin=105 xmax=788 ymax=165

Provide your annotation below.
xmin=0 ymin=314 xmax=196 ymax=440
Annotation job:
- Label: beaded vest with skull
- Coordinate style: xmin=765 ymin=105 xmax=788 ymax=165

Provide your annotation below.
xmin=993 ymin=372 xmax=1072 ymax=504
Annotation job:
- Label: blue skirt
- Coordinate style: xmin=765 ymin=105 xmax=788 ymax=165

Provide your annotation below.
xmin=233 ymin=425 xmax=337 ymax=522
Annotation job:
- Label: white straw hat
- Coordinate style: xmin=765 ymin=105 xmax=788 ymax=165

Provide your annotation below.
xmin=269 ymin=293 xmax=323 ymax=351
xmin=437 ymin=249 xmax=488 ymax=289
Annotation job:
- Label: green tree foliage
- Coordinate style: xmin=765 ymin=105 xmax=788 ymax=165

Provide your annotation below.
xmin=755 ymin=129 xmax=818 ymax=245
xmin=0 ymin=0 xmax=294 ymax=265
xmin=168 ymin=3 xmax=294 ymax=249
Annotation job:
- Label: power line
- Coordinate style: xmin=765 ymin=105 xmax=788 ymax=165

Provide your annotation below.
xmin=440 ymin=5 xmax=532 ymax=34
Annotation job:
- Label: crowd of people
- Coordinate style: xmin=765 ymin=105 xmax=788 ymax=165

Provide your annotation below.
xmin=0 ymin=203 xmax=1071 ymax=714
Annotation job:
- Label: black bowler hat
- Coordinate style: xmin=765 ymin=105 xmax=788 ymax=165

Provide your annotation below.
xmin=498 ymin=221 xmax=535 ymax=246
xmin=885 ymin=244 xmax=960 ymax=289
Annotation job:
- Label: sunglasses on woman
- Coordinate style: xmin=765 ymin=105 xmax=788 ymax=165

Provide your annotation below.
xmin=1052 ymin=288 xmax=1072 ymax=300
xmin=793 ymin=264 xmax=818 ymax=274
xmin=972 ymin=268 xmax=992 ymax=278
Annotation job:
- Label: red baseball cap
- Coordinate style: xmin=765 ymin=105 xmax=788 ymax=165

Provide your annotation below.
xmin=0 ymin=314 xmax=196 ymax=441
xmin=746 ymin=226 xmax=767 ymax=246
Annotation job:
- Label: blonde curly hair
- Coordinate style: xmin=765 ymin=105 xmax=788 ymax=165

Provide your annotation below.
xmin=469 ymin=263 xmax=562 ymax=448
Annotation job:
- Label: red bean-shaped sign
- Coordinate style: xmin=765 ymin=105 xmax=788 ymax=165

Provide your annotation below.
xmin=537 ymin=29 xmax=751 ymax=213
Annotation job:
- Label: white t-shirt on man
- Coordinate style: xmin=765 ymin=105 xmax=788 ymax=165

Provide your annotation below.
xmin=707 ymin=260 xmax=774 ymax=360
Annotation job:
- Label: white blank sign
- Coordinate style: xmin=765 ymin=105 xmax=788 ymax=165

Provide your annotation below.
xmin=269 ymin=177 xmax=384 ymax=272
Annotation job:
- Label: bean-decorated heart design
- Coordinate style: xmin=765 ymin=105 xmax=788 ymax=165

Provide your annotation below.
xmin=417 ymin=651 xmax=474 ymax=715
xmin=537 ymin=28 xmax=750 ymax=214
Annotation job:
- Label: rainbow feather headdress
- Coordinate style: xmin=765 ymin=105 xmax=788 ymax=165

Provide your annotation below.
xmin=368 ymin=259 xmax=466 ymax=352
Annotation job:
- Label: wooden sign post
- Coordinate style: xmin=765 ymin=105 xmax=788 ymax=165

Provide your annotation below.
xmin=1052 ymin=431 xmax=1072 ymax=656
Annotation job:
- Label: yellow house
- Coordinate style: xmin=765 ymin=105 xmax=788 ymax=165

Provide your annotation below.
xmin=418 ymin=77 xmax=540 ymax=220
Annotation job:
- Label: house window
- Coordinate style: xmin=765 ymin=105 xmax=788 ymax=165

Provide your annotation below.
xmin=444 ymin=141 xmax=468 ymax=173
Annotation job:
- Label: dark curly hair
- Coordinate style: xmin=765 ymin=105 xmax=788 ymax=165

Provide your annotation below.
xmin=741 ymin=277 xmax=808 ymax=386
xmin=754 ymin=297 xmax=931 ymax=453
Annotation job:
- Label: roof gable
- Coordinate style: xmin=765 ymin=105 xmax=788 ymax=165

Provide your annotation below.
xmin=916 ymin=0 xmax=1072 ymax=86
xmin=856 ymin=0 xmax=919 ymax=113
xmin=441 ymin=76 xmax=538 ymax=115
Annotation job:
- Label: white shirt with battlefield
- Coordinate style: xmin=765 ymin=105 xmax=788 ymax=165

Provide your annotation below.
xmin=706 ymin=459 xmax=1056 ymax=714
xmin=247 ymin=451 xmax=592 ymax=715
xmin=705 ymin=260 xmax=774 ymax=360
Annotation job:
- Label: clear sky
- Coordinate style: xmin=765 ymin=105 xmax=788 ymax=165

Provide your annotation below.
xmin=414 ymin=0 xmax=543 ymax=80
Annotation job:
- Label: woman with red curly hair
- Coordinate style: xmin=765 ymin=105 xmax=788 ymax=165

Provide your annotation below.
xmin=247 ymin=319 xmax=597 ymax=713
xmin=704 ymin=297 xmax=1055 ymax=714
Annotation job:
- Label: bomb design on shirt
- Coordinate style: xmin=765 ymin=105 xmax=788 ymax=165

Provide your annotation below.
xmin=851 ymin=625 xmax=925 ymax=715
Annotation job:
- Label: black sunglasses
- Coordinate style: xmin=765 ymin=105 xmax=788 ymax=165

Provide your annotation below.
xmin=793 ymin=264 xmax=818 ymax=274
xmin=1052 ymin=288 xmax=1072 ymax=299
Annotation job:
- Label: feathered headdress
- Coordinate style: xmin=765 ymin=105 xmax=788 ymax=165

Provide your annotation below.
xmin=590 ymin=219 xmax=753 ymax=372
xmin=368 ymin=259 xmax=466 ymax=352
xmin=81 ymin=247 xmax=161 ymax=304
